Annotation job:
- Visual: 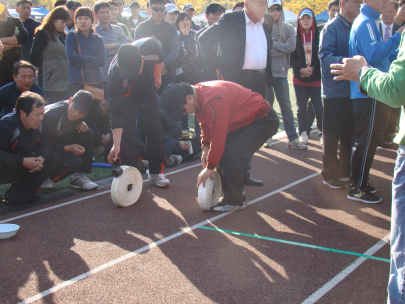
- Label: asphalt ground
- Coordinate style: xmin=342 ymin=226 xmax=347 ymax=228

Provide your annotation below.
xmin=0 ymin=131 xmax=396 ymax=304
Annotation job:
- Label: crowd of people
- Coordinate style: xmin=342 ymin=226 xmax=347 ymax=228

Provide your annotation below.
xmin=1 ymin=0 xmax=405 ymax=301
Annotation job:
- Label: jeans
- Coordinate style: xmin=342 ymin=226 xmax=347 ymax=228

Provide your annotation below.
xmin=293 ymin=85 xmax=323 ymax=135
xmin=388 ymin=145 xmax=405 ymax=304
xmin=266 ymin=77 xmax=298 ymax=141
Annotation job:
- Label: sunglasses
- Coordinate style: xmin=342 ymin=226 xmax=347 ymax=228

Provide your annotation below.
xmin=151 ymin=6 xmax=165 ymax=12
xmin=269 ymin=6 xmax=282 ymax=12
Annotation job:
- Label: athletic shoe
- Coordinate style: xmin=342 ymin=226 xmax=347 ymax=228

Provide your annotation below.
xmin=300 ymin=131 xmax=308 ymax=144
xmin=340 ymin=177 xmax=350 ymax=182
xmin=211 ymin=200 xmax=247 ymax=212
xmin=138 ymin=160 xmax=149 ymax=172
xmin=320 ymin=135 xmax=323 ymax=146
xmin=287 ymin=138 xmax=308 ymax=150
xmin=347 ymin=189 xmax=382 ymax=203
xmin=148 ymin=171 xmax=170 ymax=187
xmin=93 ymin=146 xmax=105 ymax=156
xmin=69 ymin=174 xmax=98 ymax=190
xmin=165 ymin=155 xmax=182 ymax=167
xmin=264 ymin=138 xmax=272 ymax=148
xmin=323 ymin=178 xmax=345 ymax=189
xmin=40 ymin=178 xmax=54 ymax=190
xmin=366 ymin=183 xmax=377 ymax=193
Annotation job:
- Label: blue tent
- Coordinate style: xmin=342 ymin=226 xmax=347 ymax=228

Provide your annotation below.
xmin=316 ymin=9 xmax=329 ymax=23
xmin=31 ymin=7 xmax=49 ymax=16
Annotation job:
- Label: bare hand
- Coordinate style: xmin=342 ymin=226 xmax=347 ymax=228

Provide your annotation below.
xmin=300 ymin=68 xmax=313 ymax=77
xmin=179 ymin=141 xmax=190 ymax=151
xmin=108 ymin=144 xmax=120 ymax=164
xmin=330 ymin=56 xmax=367 ymax=81
xmin=66 ymin=144 xmax=85 ymax=156
xmin=201 ymin=146 xmax=209 ymax=169
xmin=197 ymin=168 xmax=214 ymax=187
xmin=179 ymin=22 xmax=190 ymax=35
xmin=23 ymin=157 xmax=41 ymax=170
xmin=397 ymin=26 xmax=405 ymax=34
xmin=77 ymin=121 xmax=88 ymax=133
xmin=155 ymin=76 xmax=162 ymax=89
xmin=101 ymin=133 xmax=112 ymax=147
xmin=215 ymin=69 xmax=224 ymax=80
xmin=161 ymin=62 xmax=167 ymax=76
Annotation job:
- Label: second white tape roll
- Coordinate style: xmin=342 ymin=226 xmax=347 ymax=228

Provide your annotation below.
xmin=111 ymin=166 xmax=143 ymax=207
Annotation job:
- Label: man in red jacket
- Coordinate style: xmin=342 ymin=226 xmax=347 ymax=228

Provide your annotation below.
xmin=163 ymin=81 xmax=279 ymax=212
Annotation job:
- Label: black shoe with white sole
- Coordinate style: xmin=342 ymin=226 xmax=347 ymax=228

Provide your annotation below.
xmin=347 ymin=189 xmax=382 ymax=203
xmin=366 ymin=183 xmax=377 ymax=193
xmin=323 ymin=178 xmax=345 ymax=189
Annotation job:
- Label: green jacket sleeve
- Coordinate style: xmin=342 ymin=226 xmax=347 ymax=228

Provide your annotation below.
xmin=360 ymin=32 xmax=405 ymax=108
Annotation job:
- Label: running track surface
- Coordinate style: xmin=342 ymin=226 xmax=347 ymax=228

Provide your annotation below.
xmin=0 ymin=132 xmax=395 ymax=304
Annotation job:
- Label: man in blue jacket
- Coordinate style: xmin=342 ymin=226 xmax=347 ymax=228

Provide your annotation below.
xmin=348 ymin=0 xmax=404 ymax=203
xmin=319 ymin=0 xmax=361 ymax=189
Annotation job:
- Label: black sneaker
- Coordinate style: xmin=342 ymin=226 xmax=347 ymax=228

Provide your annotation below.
xmin=366 ymin=183 xmax=377 ymax=193
xmin=347 ymin=189 xmax=382 ymax=203
xmin=323 ymin=178 xmax=345 ymax=189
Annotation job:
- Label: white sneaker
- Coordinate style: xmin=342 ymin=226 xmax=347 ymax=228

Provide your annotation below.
xmin=40 ymin=178 xmax=54 ymax=189
xmin=147 ymin=170 xmax=170 ymax=187
xmin=69 ymin=173 xmax=98 ymax=190
xmin=287 ymin=138 xmax=308 ymax=150
xmin=300 ymin=131 xmax=308 ymax=144
xmin=264 ymin=138 xmax=272 ymax=148
xmin=165 ymin=155 xmax=182 ymax=167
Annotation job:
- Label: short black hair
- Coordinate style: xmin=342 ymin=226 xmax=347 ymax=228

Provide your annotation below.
xmin=74 ymin=7 xmax=95 ymax=26
xmin=16 ymin=92 xmax=45 ymax=118
xmin=149 ymin=0 xmax=166 ymax=7
xmin=54 ymin=0 xmax=67 ymax=7
xmin=93 ymin=1 xmax=110 ymax=14
xmin=13 ymin=61 xmax=35 ymax=76
xmin=328 ymin=0 xmax=340 ymax=11
xmin=183 ymin=83 xmax=193 ymax=98
xmin=232 ymin=1 xmax=244 ymax=11
xmin=109 ymin=0 xmax=119 ymax=8
xmin=15 ymin=0 xmax=32 ymax=7
xmin=390 ymin=0 xmax=399 ymax=10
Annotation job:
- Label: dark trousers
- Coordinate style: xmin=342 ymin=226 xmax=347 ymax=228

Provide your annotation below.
xmin=380 ymin=104 xmax=400 ymax=139
xmin=294 ymin=85 xmax=323 ymax=135
xmin=0 ymin=152 xmax=59 ymax=191
xmin=157 ymin=77 xmax=174 ymax=96
xmin=173 ymin=137 xmax=202 ymax=161
xmin=121 ymin=89 xmax=165 ymax=174
xmin=321 ymin=97 xmax=354 ymax=181
xmin=50 ymin=129 xmax=95 ymax=182
xmin=351 ymin=98 xmax=385 ymax=191
xmin=307 ymin=101 xmax=316 ymax=134
xmin=237 ymin=72 xmax=267 ymax=179
xmin=217 ymin=109 xmax=279 ymax=206
xmin=45 ymin=91 xmax=67 ymax=105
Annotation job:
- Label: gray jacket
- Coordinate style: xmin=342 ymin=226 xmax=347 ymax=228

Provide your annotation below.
xmin=270 ymin=5 xmax=296 ymax=78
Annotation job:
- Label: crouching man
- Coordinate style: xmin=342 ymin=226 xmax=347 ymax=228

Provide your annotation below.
xmin=42 ymin=90 xmax=98 ymax=190
xmin=0 ymin=92 xmax=58 ymax=205
xmin=162 ymin=81 xmax=279 ymax=212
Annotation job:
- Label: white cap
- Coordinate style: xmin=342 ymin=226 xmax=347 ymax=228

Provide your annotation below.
xmin=268 ymin=0 xmax=282 ymax=8
xmin=165 ymin=3 xmax=179 ymax=13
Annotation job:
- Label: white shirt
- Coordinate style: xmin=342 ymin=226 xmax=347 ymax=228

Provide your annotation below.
xmin=242 ymin=11 xmax=267 ymax=70
xmin=382 ymin=21 xmax=394 ymax=40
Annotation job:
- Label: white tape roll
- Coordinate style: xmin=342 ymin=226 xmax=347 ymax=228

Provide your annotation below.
xmin=111 ymin=166 xmax=143 ymax=207
xmin=198 ymin=170 xmax=222 ymax=210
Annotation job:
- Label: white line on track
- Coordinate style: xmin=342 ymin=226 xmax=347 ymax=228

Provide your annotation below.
xmin=18 ymin=172 xmax=321 ymax=304
xmin=301 ymin=233 xmax=390 ymax=304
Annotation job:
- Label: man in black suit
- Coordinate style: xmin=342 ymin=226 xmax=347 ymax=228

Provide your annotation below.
xmin=378 ymin=0 xmax=401 ymax=147
xmin=197 ymin=0 xmax=278 ymax=186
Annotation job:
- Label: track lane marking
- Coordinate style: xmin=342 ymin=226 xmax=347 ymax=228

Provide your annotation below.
xmin=18 ymin=172 xmax=321 ymax=304
xmin=301 ymin=233 xmax=390 ymax=304
xmin=198 ymin=226 xmax=390 ymax=263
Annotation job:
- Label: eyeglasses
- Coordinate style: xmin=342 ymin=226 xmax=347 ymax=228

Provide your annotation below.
xmin=269 ymin=6 xmax=282 ymax=12
xmin=151 ymin=6 xmax=165 ymax=12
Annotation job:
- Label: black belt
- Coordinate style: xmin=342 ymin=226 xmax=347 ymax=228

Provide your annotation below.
xmin=242 ymin=69 xmax=266 ymax=74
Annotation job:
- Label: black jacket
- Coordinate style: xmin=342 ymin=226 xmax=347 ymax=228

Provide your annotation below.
xmin=195 ymin=25 xmax=219 ymax=81
xmin=379 ymin=21 xmax=402 ymax=37
xmin=128 ymin=15 xmax=146 ymax=31
xmin=290 ymin=27 xmax=321 ymax=84
xmin=197 ymin=10 xmax=274 ymax=86
xmin=0 ymin=112 xmax=50 ymax=166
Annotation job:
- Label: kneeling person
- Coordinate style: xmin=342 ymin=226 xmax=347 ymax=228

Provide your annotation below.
xmin=163 ymin=81 xmax=279 ymax=212
xmin=42 ymin=90 xmax=98 ymax=190
xmin=0 ymin=92 xmax=59 ymax=205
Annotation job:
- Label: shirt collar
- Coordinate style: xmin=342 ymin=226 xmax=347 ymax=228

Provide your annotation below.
xmin=361 ymin=4 xmax=381 ymax=21
xmin=96 ymin=22 xmax=111 ymax=31
xmin=244 ymin=10 xmax=264 ymax=25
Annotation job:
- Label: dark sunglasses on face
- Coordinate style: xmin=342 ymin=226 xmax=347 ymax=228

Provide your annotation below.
xmin=269 ymin=6 xmax=282 ymax=12
xmin=151 ymin=6 xmax=165 ymax=12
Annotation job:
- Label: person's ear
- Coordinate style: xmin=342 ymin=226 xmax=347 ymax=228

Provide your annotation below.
xmin=13 ymin=74 xmax=17 ymax=81
xmin=19 ymin=109 xmax=26 ymax=119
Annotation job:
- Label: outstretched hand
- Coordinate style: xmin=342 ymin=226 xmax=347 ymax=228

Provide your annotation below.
xmin=330 ymin=56 xmax=367 ymax=82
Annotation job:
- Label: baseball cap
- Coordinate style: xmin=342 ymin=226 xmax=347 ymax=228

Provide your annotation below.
xmin=165 ymin=3 xmax=179 ymax=13
xmin=117 ymin=43 xmax=143 ymax=79
xmin=205 ymin=3 xmax=225 ymax=15
xmin=182 ymin=3 xmax=194 ymax=11
xmin=299 ymin=8 xmax=313 ymax=18
xmin=72 ymin=90 xmax=94 ymax=118
xmin=130 ymin=1 xmax=140 ymax=7
xmin=65 ymin=0 xmax=81 ymax=9
xmin=268 ymin=0 xmax=282 ymax=8
xmin=162 ymin=83 xmax=188 ymax=121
